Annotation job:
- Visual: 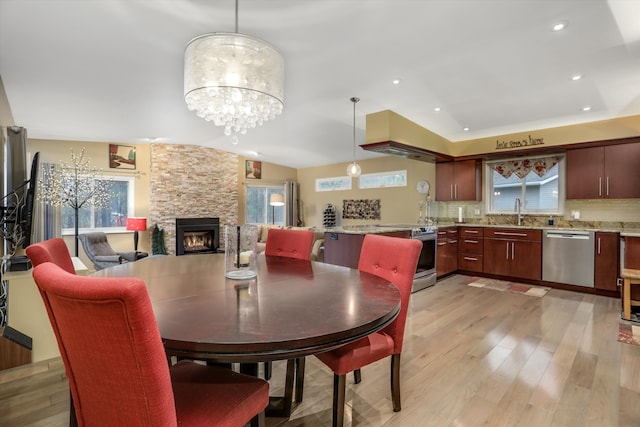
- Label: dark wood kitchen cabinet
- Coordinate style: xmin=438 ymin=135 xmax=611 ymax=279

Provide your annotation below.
xmin=436 ymin=227 xmax=458 ymax=277
xmin=458 ymin=226 xmax=484 ymax=273
xmin=594 ymin=232 xmax=620 ymax=292
xmin=323 ymin=230 xmax=411 ymax=269
xmin=566 ymin=143 xmax=640 ymax=199
xmin=483 ymin=228 xmax=542 ymax=280
xmin=435 ymin=160 xmax=481 ymax=201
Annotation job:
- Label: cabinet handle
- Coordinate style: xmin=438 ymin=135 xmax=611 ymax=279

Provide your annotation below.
xmin=449 ymin=240 xmax=458 ymax=244
xmin=465 ymin=230 xmax=479 ymax=234
xmin=454 ymin=184 xmax=458 ymax=199
xmin=597 ymin=237 xmax=601 ymax=255
xmin=449 ymin=230 xmax=458 ymax=235
xmin=437 ymin=242 xmax=446 ymax=246
xmin=599 ymin=177 xmax=602 ymax=197
xmin=494 ymin=232 xmax=527 ymax=237
xmin=464 ymin=239 xmax=479 ymax=244
xmin=512 ymin=241 xmax=515 ymax=260
xmin=606 ymin=176 xmax=610 ymax=197
xmin=450 ymin=184 xmax=453 ymax=200
xmin=463 ymin=256 xmax=478 ymax=261
xmin=506 ymin=242 xmax=510 ymax=260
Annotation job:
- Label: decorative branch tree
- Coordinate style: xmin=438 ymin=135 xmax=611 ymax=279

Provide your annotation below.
xmin=39 ymin=149 xmax=112 ymax=256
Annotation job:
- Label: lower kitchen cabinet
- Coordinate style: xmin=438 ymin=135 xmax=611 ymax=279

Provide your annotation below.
xmin=483 ymin=228 xmax=542 ymax=281
xmin=594 ymin=232 xmax=620 ymax=292
xmin=436 ymin=227 xmax=458 ymax=277
xmin=458 ymin=226 xmax=484 ymax=273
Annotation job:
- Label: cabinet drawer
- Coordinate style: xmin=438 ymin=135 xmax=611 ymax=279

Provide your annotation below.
xmin=484 ymin=228 xmax=541 ymax=241
xmin=459 ymin=227 xmax=484 ymax=237
xmin=459 ymin=237 xmax=483 ymax=255
xmin=459 ymin=254 xmax=483 ymax=272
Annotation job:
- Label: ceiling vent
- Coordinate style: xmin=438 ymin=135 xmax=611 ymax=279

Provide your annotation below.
xmin=360 ymin=141 xmax=452 ymax=163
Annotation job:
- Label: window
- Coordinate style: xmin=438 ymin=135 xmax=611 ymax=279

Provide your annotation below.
xmin=61 ymin=175 xmax=134 ymax=234
xmin=246 ymin=185 xmax=285 ymax=224
xmin=486 ymin=155 xmax=564 ymax=214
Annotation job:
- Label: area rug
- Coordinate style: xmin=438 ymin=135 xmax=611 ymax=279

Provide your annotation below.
xmin=466 ymin=277 xmax=550 ymax=297
xmin=618 ymin=322 xmax=640 ymax=346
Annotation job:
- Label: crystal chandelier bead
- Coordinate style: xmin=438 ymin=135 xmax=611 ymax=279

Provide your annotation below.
xmin=184 ymin=33 xmax=284 ymax=138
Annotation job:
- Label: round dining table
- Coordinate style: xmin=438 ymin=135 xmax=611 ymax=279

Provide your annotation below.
xmin=92 ymin=253 xmax=401 ymax=416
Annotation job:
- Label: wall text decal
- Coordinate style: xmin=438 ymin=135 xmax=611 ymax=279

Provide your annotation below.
xmin=495 ymin=135 xmax=544 ymax=150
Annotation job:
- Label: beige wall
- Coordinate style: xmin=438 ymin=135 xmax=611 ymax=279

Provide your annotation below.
xmin=297 ymin=156 xmax=436 ymax=227
xmin=237 ymin=156 xmax=297 ymax=224
xmin=27 ymin=139 xmax=151 ymax=268
xmin=0 ymin=75 xmax=14 ymax=126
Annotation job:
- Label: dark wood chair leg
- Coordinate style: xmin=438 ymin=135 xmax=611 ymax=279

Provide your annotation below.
xmin=391 ymin=354 xmax=401 ymax=412
xmin=333 ymin=374 xmax=346 ymax=427
xmin=69 ymin=390 xmax=78 ymax=427
xmin=353 ymin=368 xmax=361 ymax=384
xmin=263 ymin=361 xmax=272 ymax=380
xmin=295 ymin=357 xmax=305 ymax=402
xmin=250 ymin=411 xmax=265 ymax=427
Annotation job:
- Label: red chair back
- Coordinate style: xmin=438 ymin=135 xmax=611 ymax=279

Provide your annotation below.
xmin=357 ymin=234 xmax=421 ymax=353
xmin=265 ymin=228 xmax=315 ymax=261
xmin=32 ymin=262 xmax=177 ymax=426
xmin=26 ymin=238 xmax=76 ymax=274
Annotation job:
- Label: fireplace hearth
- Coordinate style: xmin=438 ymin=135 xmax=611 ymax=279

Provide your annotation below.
xmin=176 ymin=217 xmax=220 ymax=255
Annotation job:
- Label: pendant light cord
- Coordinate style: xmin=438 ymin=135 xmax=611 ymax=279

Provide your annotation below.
xmin=235 ymin=0 xmax=239 ymax=33
xmin=351 ymin=97 xmax=359 ymax=162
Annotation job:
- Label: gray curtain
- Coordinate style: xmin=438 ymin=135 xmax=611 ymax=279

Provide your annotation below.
xmin=284 ymin=181 xmax=299 ymax=227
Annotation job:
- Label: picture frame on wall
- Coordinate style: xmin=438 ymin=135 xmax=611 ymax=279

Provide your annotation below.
xmin=109 ymin=144 xmax=136 ymax=169
xmin=246 ymin=160 xmax=262 ymax=179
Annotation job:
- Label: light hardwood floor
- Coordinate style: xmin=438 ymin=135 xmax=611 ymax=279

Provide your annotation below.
xmin=2 ymin=274 xmax=640 ymax=426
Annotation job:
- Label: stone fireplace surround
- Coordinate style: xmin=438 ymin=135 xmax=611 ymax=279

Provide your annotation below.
xmin=149 ymin=144 xmax=238 ymax=255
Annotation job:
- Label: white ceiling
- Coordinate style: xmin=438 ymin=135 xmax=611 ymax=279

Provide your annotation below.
xmin=1 ymin=0 xmax=639 ymax=169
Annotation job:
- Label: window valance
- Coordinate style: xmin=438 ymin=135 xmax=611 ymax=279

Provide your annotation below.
xmin=489 ymin=156 xmax=561 ymax=179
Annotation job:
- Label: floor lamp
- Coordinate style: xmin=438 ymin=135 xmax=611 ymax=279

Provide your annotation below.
xmin=269 ymin=194 xmax=284 ymax=224
xmin=126 ymin=217 xmax=147 ymax=252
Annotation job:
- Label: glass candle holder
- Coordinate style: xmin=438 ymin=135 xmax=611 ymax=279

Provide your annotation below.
xmin=224 ymin=224 xmax=258 ymax=279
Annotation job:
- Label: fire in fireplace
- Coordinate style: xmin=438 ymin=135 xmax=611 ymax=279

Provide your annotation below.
xmin=175 ymin=217 xmax=220 ymax=255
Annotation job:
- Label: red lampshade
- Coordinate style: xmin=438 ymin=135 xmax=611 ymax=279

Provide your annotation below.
xmin=126 ymin=217 xmax=147 ymax=232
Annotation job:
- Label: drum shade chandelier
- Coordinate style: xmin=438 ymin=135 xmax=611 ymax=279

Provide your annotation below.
xmin=347 ymin=97 xmax=362 ymax=178
xmin=184 ymin=0 xmax=284 ymax=142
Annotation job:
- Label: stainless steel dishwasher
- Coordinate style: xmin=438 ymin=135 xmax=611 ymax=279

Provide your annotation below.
xmin=542 ymin=230 xmax=595 ymax=287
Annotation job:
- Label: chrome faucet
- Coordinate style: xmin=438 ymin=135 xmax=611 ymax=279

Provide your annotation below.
xmin=515 ymin=198 xmax=523 ymax=226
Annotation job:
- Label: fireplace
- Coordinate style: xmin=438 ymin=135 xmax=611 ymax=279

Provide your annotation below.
xmin=175 ymin=217 xmax=220 ymax=255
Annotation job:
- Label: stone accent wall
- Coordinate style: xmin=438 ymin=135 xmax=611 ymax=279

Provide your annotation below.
xmin=150 ymin=143 xmax=238 ymax=255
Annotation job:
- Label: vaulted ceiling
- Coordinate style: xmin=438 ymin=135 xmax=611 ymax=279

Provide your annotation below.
xmin=1 ymin=0 xmax=639 ymax=168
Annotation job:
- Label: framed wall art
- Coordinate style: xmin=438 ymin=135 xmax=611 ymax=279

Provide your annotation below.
xmin=109 ymin=144 xmax=136 ymax=169
xmin=246 ymin=160 xmax=262 ymax=179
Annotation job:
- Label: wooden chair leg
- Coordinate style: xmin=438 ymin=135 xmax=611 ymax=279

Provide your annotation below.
xmin=354 ymin=368 xmax=361 ymax=384
xmin=263 ymin=361 xmax=272 ymax=380
xmin=295 ymin=357 xmax=305 ymax=402
xmin=69 ymin=390 xmax=78 ymax=427
xmin=391 ymin=354 xmax=401 ymax=412
xmin=333 ymin=374 xmax=346 ymax=427
xmin=250 ymin=410 xmax=265 ymax=427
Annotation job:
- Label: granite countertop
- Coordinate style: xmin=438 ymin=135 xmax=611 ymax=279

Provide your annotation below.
xmin=322 ymin=225 xmax=414 ymax=235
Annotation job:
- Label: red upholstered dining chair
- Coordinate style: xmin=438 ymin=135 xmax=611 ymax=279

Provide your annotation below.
xmin=265 ymin=228 xmax=315 ymax=260
xmin=314 ymin=234 xmax=421 ymax=427
xmin=263 ymin=228 xmax=316 ymax=387
xmin=32 ymin=262 xmax=269 ymax=427
xmin=26 ymin=237 xmax=76 ymax=274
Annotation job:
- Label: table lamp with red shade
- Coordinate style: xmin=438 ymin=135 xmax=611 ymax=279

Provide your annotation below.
xmin=126 ymin=217 xmax=147 ymax=252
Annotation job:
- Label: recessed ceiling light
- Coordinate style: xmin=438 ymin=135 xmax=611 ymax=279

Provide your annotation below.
xmin=434 ymin=107 xmax=441 ymax=112
xmin=582 ymin=106 xmax=591 ymax=111
xmin=553 ymin=21 xmax=568 ymax=31
xmin=571 ymin=74 xmax=583 ymax=81
xmin=392 ymin=79 xmax=401 ymax=85
xmin=463 ymin=127 xmax=470 ymax=131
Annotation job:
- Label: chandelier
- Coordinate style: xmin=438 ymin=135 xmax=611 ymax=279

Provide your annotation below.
xmin=346 ymin=97 xmax=362 ymax=177
xmin=184 ymin=0 xmax=284 ymax=141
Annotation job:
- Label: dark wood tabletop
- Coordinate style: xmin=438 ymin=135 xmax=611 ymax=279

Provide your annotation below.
xmin=91 ymin=253 xmax=401 ymax=363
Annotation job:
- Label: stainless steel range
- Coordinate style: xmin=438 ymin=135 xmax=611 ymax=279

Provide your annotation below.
xmin=376 ymin=224 xmax=437 ymax=292
xmin=410 ymin=226 xmax=437 ymax=292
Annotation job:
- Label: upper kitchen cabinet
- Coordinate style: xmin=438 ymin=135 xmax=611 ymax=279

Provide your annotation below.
xmin=566 ymin=143 xmax=640 ymax=199
xmin=435 ymin=160 xmax=481 ymax=201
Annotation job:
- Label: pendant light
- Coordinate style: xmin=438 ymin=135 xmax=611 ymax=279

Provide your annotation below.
xmin=184 ymin=0 xmax=284 ymax=142
xmin=346 ymin=97 xmax=361 ymax=178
